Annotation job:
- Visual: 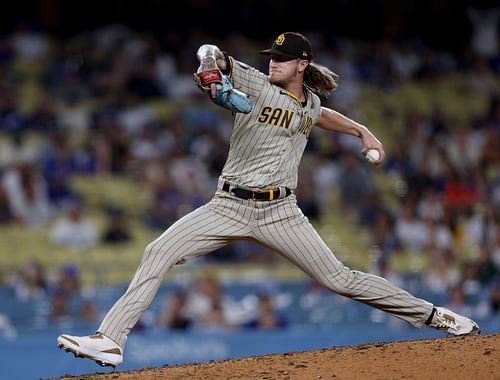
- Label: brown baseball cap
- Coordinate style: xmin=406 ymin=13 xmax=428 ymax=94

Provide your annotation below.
xmin=260 ymin=32 xmax=313 ymax=61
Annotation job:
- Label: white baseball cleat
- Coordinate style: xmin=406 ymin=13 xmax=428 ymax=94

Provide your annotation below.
xmin=57 ymin=333 xmax=123 ymax=368
xmin=428 ymin=307 xmax=480 ymax=336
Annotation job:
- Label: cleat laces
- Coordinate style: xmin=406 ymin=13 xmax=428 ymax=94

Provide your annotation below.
xmin=435 ymin=311 xmax=460 ymax=333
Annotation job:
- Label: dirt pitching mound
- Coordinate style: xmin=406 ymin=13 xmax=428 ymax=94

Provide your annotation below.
xmin=52 ymin=333 xmax=499 ymax=380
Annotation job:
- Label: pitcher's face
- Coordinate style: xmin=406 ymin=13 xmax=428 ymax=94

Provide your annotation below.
xmin=268 ymin=56 xmax=308 ymax=87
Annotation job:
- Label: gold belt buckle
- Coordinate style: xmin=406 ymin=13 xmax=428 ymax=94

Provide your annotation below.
xmin=251 ymin=188 xmax=277 ymax=201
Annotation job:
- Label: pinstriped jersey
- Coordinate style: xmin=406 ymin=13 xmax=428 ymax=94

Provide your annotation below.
xmin=221 ymin=57 xmax=322 ymax=190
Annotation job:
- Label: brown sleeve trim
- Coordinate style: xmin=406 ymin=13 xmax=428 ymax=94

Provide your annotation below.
xmin=221 ymin=51 xmax=233 ymax=77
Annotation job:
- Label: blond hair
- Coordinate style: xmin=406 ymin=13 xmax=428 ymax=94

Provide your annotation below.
xmin=304 ymin=62 xmax=339 ymax=97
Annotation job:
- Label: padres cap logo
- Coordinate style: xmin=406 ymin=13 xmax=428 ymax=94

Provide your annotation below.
xmin=260 ymin=32 xmax=313 ymax=61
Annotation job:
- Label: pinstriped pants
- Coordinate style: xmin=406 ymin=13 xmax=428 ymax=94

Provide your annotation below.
xmin=98 ymin=191 xmax=433 ymax=348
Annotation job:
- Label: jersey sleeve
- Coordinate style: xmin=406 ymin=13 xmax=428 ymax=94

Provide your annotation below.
xmin=225 ymin=56 xmax=268 ymax=98
xmin=310 ymin=91 xmax=322 ymax=124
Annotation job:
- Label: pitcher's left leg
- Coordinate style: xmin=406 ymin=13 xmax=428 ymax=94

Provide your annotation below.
xmin=254 ymin=197 xmax=433 ymax=327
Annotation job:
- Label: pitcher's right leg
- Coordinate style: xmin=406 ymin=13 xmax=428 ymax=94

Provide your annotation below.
xmin=58 ymin=195 xmax=253 ymax=366
xmin=98 ymin=199 xmax=251 ymax=347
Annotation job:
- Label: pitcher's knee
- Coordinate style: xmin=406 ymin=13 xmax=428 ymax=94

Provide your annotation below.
xmin=143 ymin=240 xmax=185 ymax=267
xmin=144 ymin=241 xmax=157 ymax=258
xmin=318 ymin=268 xmax=361 ymax=297
xmin=143 ymin=241 xmax=171 ymax=262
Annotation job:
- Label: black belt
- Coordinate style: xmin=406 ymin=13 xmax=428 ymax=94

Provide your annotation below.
xmin=222 ymin=182 xmax=291 ymax=201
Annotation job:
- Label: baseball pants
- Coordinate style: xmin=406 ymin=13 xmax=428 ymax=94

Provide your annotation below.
xmin=98 ymin=191 xmax=433 ymax=347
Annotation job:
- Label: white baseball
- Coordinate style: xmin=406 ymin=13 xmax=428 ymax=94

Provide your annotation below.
xmin=366 ymin=149 xmax=380 ymax=163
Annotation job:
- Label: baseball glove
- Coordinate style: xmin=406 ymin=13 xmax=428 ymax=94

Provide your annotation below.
xmin=194 ymin=69 xmax=252 ymax=114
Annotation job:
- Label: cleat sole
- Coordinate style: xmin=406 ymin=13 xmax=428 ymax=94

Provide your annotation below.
xmin=58 ymin=342 xmax=119 ymax=368
xmin=97 ymin=360 xmax=116 ymax=368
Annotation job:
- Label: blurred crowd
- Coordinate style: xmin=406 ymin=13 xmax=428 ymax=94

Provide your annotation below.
xmin=4 ymin=263 xmax=291 ymax=336
xmin=3 ymin=259 xmax=500 ymax=339
xmin=0 ymin=17 xmax=499 ymax=332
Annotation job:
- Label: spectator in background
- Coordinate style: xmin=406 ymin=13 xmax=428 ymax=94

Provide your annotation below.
xmin=50 ymin=264 xmax=88 ymax=326
xmin=27 ymin=96 xmax=58 ymax=133
xmin=479 ymin=125 xmax=500 ymax=183
xmin=184 ymin=274 xmax=226 ymax=323
xmin=0 ymin=313 xmax=16 ymax=341
xmin=80 ymin=297 xmax=99 ymax=325
xmin=57 ymin=264 xmax=81 ymax=296
xmin=441 ymin=164 xmax=480 ymax=213
xmin=57 ymin=90 xmax=92 ymax=133
xmin=0 ymin=129 xmax=43 ymax=168
xmin=185 ymin=274 xmax=243 ymax=330
xmin=475 ymin=243 xmax=500 ymax=287
xmin=358 ymin=191 xmax=388 ymax=228
xmin=7 ymin=260 xmax=48 ymax=301
xmin=1 ymin=161 xmax=52 ymax=228
xmin=337 ymin=151 xmax=376 ymax=217
xmin=403 ymin=160 xmax=435 ymax=202
xmin=463 ymin=203 xmax=497 ymax=247
xmin=310 ymin=149 xmax=340 ymax=210
xmin=243 ymin=294 xmax=288 ymax=331
xmin=195 ymin=301 xmax=236 ymax=332
xmin=118 ymin=95 xmax=160 ymax=138
xmin=126 ymin=59 xmax=164 ymax=99
xmin=394 ymin=196 xmax=429 ymax=253
xmin=466 ymin=5 xmax=499 ymax=60
xmin=10 ymin=20 xmax=50 ymax=64
xmin=128 ymin=123 xmax=164 ymax=165
xmin=367 ymin=210 xmax=401 ymax=262
xmin=91 ymin=116 xmax=131 ymax=175
xmin=39 ymin=131 xmax=80 ymax=211
xmin=49 ymin=199 xmax=98 ymax=250
xmin=421 ymin=252 xmax=461 ymax=296
xmin=157 ymin=290 xmax=192 ymax=331
xmin=50 ymin=288 xmax=71 ymax=324
xmin=102 ymin=207 xmax=131 ymax=244
xmin=423 ymin=217 xmax=454 ymax=252
xmin=144 ymin=173 xmax=184 ymax=230
xmin=461 ymin=261 xmax=482 ymax=300
xmin=50 ymin=290 xmax=100 ymax=327
xmin=168 ymin=145 xmax=212 ymax=205
xmin=416 ymin=188 xmax=445 ymax=222
xmin=49 ymin=264 xmax=82 ymax=323
xmin=444 ymin=123 xmax=484 ymax=177
xmin=0 ymin=182 xmax=13 ymax=223
xmin=383 ymin=143 xmax=414 ymax=177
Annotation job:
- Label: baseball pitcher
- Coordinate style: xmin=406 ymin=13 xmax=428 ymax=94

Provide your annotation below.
xmin=57 ymin=32 xmax=480 ymax=368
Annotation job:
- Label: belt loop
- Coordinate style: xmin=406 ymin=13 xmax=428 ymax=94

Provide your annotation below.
xmin=269 ymin=189 xmax=274 ymax=201
xmin=278 ymin=186 xmax=285 ymax=199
